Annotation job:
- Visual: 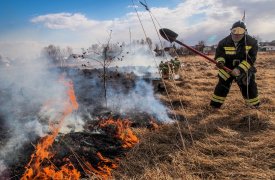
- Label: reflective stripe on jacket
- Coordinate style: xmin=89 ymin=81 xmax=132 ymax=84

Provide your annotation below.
xmin=214 ymin=34 xmax=258 ymax=79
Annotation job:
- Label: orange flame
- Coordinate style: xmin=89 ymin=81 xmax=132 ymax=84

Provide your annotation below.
xmin=79 ymin=119 xmax=139 ymax=179
xmin=21 ymin=76 xmax=139 ymax=179
xmin=99 ymin=118 xmax=139 ymax=148
xmin=82 ymin=152 xmax=118 ymax=179
xmin=21 ymin=78 xmax=80 ymax=180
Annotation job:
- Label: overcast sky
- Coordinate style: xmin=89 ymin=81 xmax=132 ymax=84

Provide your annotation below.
xmin=0 ymin=0 xmax=274 ymax=58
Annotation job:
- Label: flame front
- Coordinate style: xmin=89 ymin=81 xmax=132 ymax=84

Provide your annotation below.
xmin=80 ymin=118 xmax=139 ymax=179
xmin=99 ymin=118 xmax=139 ymax=148
xmin=81 ymin=152 xmax=118 ymax=179
xmin=21 ymin=79 xmax=80 ymax=180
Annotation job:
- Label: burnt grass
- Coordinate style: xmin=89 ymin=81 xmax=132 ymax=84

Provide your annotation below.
xmin=0 ymin=67 xmax=165 ymax=179
xmin=0 ymin=120 xmax=129 ymax=179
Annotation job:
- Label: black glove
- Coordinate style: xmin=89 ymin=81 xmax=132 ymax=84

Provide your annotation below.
xmin=236 ymin=67 xmax=256 ymax=86
xmin=216 ymin=61 xmax=224 ymax=69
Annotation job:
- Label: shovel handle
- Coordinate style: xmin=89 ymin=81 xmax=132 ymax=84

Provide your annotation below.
xmin=174 ymin=40 xmax=232 ymax=72
xmin=159 ymin=28 xmax=232 ymax=72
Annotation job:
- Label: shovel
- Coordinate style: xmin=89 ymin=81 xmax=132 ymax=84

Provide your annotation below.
xmin=159 ymin=28 xmax=232 ymax=72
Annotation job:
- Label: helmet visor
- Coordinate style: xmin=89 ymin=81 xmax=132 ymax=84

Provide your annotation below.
xmin=231 ymin=27 xmax=245 ymax=35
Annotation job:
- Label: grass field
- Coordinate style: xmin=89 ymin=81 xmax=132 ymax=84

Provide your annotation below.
xmin=113 ymin=53 xmax=275 ymax=179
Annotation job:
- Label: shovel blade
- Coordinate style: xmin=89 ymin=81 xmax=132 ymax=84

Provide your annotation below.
xmin=159 ymin=28 xmax=178 ymax=42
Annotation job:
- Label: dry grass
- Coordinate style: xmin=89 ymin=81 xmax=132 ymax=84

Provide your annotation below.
xmin=113 ymin=54 xmax=275 ymax=179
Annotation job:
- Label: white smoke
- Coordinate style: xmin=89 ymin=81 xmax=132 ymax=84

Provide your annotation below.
xmin=60 ymin=112 xmax=84 ymax=133
xmin=107 ymin=79 xmax=172 ymax=122
xmin=116 ymin=45 xmax=172 ymax=122
xmin=120 ymin=44 xmax=179 ymax=80
xmin=106 ymin=45 xmax=172 ymax=122
xmin=116 ymin=45 xmax=159 ymax=66
xmin=0 ymin=118 xmax=46 ymax=158
xmin=0 ymin=55 xmax=83 ymax=175
xmin=65 ymin=44 xmax=172 ymax=123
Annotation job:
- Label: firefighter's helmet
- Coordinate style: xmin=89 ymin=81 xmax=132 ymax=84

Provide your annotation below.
xmin=231 ymin=21 xmax=246 ymax=35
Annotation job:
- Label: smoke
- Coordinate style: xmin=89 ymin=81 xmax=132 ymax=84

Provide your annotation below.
xmin=0 ymin=160 xmax=6 ymax=174
xmin=66 ymin=44 xmax=172 ymax=122
xmin=0 ymin=55 xmax=83 ymax=173
xmin=109 ymin=45 xmax=172 ymax=122
xmin=112 ymin=45 xmax=172 ymax=122
xmin=107 ymin=79 xmax=172 ymax=122
xmin=114 ymin=44 xmax=165 ymax=73
xmin=0 ymin=43 xmax=172 ymax=176
xmin=60 ymin=113 xmax=84 ymax=133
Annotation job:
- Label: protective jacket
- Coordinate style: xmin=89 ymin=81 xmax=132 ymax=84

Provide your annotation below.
xmin=215 ymin=34 xmax=258 ymax=81
xmin=210 ymin=34 xmax=260 ymax=108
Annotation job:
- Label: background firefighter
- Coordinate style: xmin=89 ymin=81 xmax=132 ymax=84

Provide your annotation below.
xmin=210 ymin=21 xmax=260 ymax=108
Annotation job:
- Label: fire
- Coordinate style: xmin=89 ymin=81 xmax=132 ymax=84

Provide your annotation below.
xmin=21 ymin=78 xmax=80 ymax=180
xmin=99 ymin=118 xmax=139 ymax=148
xmin=81 ymin=152 xmax=118 ymax=179
xmin=77 ymin=119 xmax=139 ymax=179
xmin=21 ymin=76 xmax=139 ymax=179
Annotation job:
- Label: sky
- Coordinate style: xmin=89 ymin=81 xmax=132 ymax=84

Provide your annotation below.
xmin=0 ymin=0 xmax=275 ymax=58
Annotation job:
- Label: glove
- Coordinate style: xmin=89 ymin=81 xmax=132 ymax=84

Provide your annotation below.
xmin=216 ymin=61 xmax=224 ymax=69
xmin=231 ymin=68 xmax=241 ymax=77
xmin=236 ymin=67 xmax=256 ymax=86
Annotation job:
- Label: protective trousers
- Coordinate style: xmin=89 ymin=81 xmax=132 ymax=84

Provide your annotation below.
xmin=210 ymin=74 xmax=260 ymax=108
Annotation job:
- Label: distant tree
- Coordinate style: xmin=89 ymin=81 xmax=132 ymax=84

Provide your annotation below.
xmin=198 ymin=40 xmax=205 ymax=47
xmin=42 ymin=45 xmax=73 ymax=67
xmin=197 ymin=40 xmax=206 ymax=52
xmin=42 ymin=45 xmax=62 ymax=65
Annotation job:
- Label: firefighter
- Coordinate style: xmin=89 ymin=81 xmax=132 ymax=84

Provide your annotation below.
xmin=210 ymin=21 xmax=260 ymax=108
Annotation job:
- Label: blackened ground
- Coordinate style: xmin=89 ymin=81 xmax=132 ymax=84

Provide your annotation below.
xmin=1 ymin=142 xmax=36 ymax=180
xmin=65 ymin=67 xmax=137 ymax=106
xmin=3 ymin=118 xmax=143 ymax=179
xmin=65 ymin=67 xmax=165 ymax=122
xmin=52 ymin=130 xmax=126 ymax=177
